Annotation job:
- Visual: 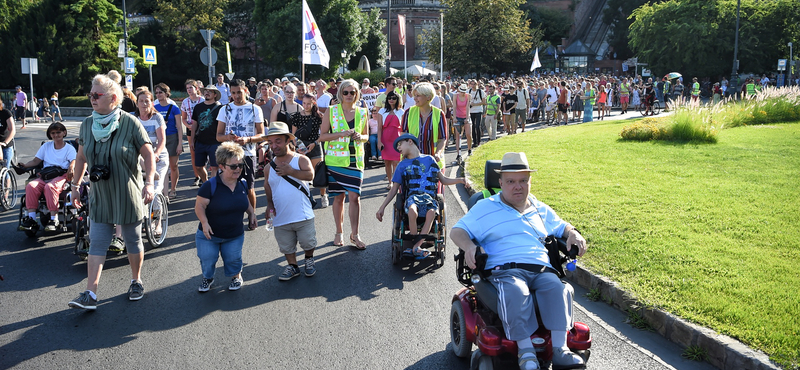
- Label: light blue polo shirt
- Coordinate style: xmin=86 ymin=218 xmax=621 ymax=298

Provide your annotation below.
xmin=453 ymin=193 xmax=568 ymax=269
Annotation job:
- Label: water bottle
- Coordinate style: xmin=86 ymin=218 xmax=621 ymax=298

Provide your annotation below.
xmin=265 ymin=209 xmax=275 ymax=231
xmin=296 ymin=139 xmax=307 ymax=154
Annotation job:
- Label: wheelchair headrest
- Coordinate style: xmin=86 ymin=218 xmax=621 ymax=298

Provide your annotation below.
xmin=484 ymin=160 xmax=501 ymax=189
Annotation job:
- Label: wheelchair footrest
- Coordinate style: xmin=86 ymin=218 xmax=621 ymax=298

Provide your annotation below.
xmin=400 ymin=233 xmax=437 ymax=242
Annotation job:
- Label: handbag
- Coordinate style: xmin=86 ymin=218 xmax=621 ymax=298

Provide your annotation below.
xmin=312 ymin=159 xmax=328 ymax=188
xmin=39 ymin=166 xmax=68 ymax=181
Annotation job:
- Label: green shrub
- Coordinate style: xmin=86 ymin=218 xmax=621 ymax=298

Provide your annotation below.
xmin=665 ymin=110 xmax=718 ymax=143
xmin=60 ymin=96 xmax=91 ymax=107
xmin=619 ymin=117 xmax=667 ymax=141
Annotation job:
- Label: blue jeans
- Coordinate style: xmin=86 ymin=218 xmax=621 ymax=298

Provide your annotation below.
xmin=195 ymin=229 xmax=244 ymax=279
xmin=368 ymin=134 xmax=380 ymax=157
xmin=2 ymin=146 xmax=13 ymax=168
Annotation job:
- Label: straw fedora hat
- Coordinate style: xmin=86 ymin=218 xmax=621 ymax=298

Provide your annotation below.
xmin=458 ymin=84 xmax=468 ymax=93
xmin=493 ymin=152 xmax=538 ymax=173
xmin=265 ymin=121 xmax=296 ymax=142
xmin=200 ymin=84 xmax=222 ymax=101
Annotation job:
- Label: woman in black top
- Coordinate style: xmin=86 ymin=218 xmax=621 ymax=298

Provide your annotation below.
xmin=270 ymin=83 xmax=302 ymax=130
xmin=0 ymin=99 xmax=16 ymax=168
xmin=501 ymin=86 xmax=518 ymax=134
xmin=291 ymin=93 xmax=326 ymax=207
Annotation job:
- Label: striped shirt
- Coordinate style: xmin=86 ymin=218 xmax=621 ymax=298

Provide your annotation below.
xmin=453 ymin=193 xmax=568 ymax=269
xmin=401 ymin=108 xmax=447 ymax=157
xmin=79 ymin=112 xmax=151 ymax=225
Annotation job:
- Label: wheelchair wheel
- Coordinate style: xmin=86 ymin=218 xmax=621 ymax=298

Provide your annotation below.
xmin=0 ymin=168 xmax=18 ymax=210
xmin=450 ymin=300 xmax=472 ymax=358
xmin=144 ymin=193 xmax=168 ymax=248
xmin=73 ymin=211 xmax=89 ymax=261
xmin=391 ymin=201 xmax=402 ymax=265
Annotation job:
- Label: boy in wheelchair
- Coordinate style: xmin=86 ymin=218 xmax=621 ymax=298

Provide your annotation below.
xmin=376 ymin=133 xmax=467 ymax=259
xmin=451 ymin=152 xmax=587 ymax=370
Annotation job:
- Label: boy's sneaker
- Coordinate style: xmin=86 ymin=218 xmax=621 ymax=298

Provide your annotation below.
xmin=229 ymin=277 xmax=243 ymax=291
xmin=128 ymin=280 xmax=144 ymax=301
xmin=68 ymin=291 xmax=97 ymax=310
xmin=279 ymin=265 xmax=301 ymax=281
xmin=193 ymin=177 xmax=201 ymax=186
xmin=198 ymin=278 xmax=214 ymax=292
xmin=319 ymin=196 xmax=329 ymax=208
xmin=108 ymin=237 xmax=125 ymax=252
xmin=44 ymin=219 xmax=60 ymax=232
xmin=304 ymin=257 xmax=316 ymax=277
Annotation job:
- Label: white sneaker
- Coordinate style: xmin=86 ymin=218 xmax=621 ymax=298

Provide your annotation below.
xmin=320 ymin=196 xmax=329 ymax=208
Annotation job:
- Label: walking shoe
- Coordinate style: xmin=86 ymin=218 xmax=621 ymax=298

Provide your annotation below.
xmin=128 ymin=280 xmax=144 ymax=301
xmin=108 ymin=237 xmax=125 ymax=253
xmin=193 ymin=177 xmax=201 ymax=186
xmin=304 ymin=257 xmax=316 ymax=277
xmin=197 ymin=180 xmax=204 ymax=188
xmin=18 ymin=216 xmax=37 ymax=231
xmin=468 ymin=150 xmax=472 ymax=157
xmin=198 ymin=278 xmax=214 ymax=292
xmin=279 ymin=265 xmax=301 ymax=281
xmin=454 ymin=154 xmax=462 ymax=164
xmin=68 ymin=290 xmax=97 ymax=310
xmin=552 ymin=346 xmax=584 ymax=368
xmin=320 ymin=196 xmax=329 ymax=208
xmin=229 ymin=276 xmax=243 ymax=291
xmin=44 ymin=218 xmax=60 ymax=232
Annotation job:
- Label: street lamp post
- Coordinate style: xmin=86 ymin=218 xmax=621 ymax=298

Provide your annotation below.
xmin=730 ymin=0 xmax=741 ymax=98
xmin=341 ymin=50 xmax=346 ymax=76
xmin=386 ymin=0 xmax=392 ymax=78
xmin=790 ymin=42 xmax=794 ymax=86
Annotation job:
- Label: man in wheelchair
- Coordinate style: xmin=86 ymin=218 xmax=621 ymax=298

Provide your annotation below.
xmin=376 ymin=133 xmax=467 ymax=259
xmin=17 ymin=122 xmax=76 ymax=232
xmin=451 ymin=152 xmax=587 ymax=370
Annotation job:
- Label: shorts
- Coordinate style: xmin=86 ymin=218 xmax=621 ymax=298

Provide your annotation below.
xmin=238 ymin=155 xmax=255 ymax=190
xmin=194 ymin=141 xmax=220 ymax=167
xmin=304 ymin=142 xmax=322 ymax=160
xmin=50 ymin=105 xmax=60 ymax=114
xmin=620 ymin=95 xmax=629 ymax=104
xmin=557 ymin=103 xmax=568 ymax=113
xmin=165 ymin=134 xmax=180 ymax=157
xmin=15 ymin=106 xmax=25 ymax=120
xmin=274 ymin=218 xmax=317 ymax=254
xmin=405 ymin=193 xmax=439 ymax=216
xmin=454 ymin=117 xmax=467 ymax=127
xmin=88 ymin=221 xmax=143 ymax=256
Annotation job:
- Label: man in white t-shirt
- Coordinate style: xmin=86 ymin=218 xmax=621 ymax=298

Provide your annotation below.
xmin=760 ymin=75 xmax=770 ymax=88
xmin=468 ymin=80 xmax=486 ymax=147
xmin=216 ymin=79 xmax=265 ymax=208
xmin=215 ymin=74 xmax=231 ymax=105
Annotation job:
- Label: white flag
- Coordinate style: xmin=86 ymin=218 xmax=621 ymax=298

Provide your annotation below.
xmin=302 ymin=0 xmax=330 ymax=68
xmin=530 ymin=48 xmax=542 ymax=71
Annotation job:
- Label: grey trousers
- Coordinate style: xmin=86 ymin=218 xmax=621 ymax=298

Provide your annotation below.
xmin=490 ymin=269 xmax=574 ymax=341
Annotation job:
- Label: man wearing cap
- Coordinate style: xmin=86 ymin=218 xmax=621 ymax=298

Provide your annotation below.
xmin=451 ymin=152 xmax=588 ymax=370
xmin=263 ymin=121 xmax=317 ymax=281
xmin=14 ymin=86 xmax=27 ymax=128
xmin=191 ymin=84 xmax=224 ymax=185
xmin=215 ymin=74 xmax=231 ymax=105
xmin=216 ymin=79 xmax=265 ymax=208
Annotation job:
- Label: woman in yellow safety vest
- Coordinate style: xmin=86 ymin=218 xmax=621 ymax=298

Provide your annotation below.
xmin=401 ymin=82 xmax=448 ymax=168
xmin=318 ymin=79 xmax=370 ymax=249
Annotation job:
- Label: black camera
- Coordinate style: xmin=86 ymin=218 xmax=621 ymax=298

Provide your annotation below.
xmin=89 ymin=165 xmax=111 ymax=182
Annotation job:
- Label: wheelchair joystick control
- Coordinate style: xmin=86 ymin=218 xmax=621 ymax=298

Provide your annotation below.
xmin=566 ymin=259 xmax=577 ymax=272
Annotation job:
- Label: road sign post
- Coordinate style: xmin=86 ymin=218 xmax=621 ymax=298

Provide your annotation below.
xmin=200 ymin=30 xmax=216 ymax=85
xmin=142 ymin=45 xmax=157 ymax=92
xmin=21 ymin=58 xmax=38 ymax=111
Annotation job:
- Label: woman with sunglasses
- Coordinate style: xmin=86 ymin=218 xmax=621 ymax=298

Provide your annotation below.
xmin=377 ymin=91 xmax=404 ymax=188
xmin=194 ymin=142 xmax=257 ymax=292
xmin=270 ymin=83 xmax=302 ymax=130
xmin=68 ymin=73 xmax=156 ymax=310
xmin=318 ymin=79 xmax=370 ymax=249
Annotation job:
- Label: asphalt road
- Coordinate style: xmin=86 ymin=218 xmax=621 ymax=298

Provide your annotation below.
xmin=0 ymin=113 xmax=716 ymax=370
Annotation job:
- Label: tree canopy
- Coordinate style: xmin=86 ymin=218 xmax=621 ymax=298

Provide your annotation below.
xmin=0 ymin=0 xmax=124 ymax=95
xmin=426 ymin=0 xmax=536 ymax=76
xmin=521 ymin=2 xmax=572 ymax=46
xmin=629 ymin=0 xmax=800 ymax=78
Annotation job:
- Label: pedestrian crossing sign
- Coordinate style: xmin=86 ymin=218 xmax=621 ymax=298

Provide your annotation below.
xmin=143 ymin=45 xmax=157 ymax=65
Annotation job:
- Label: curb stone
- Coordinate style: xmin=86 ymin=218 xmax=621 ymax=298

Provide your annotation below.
xmin=460 ymin=160 xmax=781 ymax=370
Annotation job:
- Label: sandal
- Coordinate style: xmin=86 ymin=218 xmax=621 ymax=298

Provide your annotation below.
xmin=333 ymin=233 xmax=344 ymax=246
xmin=518 ymin=348 xmax=540 ymax=370
xmin=350 ymin=234 xmax=367 ymax=250
xmin=412 ymin=246 xmax=431 ymax=260
xmin=168 ymin=189 xmax=177 ymax=198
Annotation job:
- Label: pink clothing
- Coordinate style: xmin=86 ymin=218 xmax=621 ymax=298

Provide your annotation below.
xmin=15 ymin=91 xmax=27 ymax=106
xmin=380 ymin=110 xmax=403 ymax=161
xmin=26 ymin=175 xmax=68 ymax=212
xmin=368 ymin=118 xmax=379 ymax=134
xmin=455 ymin=94 xmax=469 ymax=119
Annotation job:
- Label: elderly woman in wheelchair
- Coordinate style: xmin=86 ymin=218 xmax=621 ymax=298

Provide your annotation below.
xmin=376 ymin=134 xmax=467 ymax=262
xmin=16 ymin=122 xmax=77 ymax=234
xmin=450 ymin=152 xmax=589 ymax=370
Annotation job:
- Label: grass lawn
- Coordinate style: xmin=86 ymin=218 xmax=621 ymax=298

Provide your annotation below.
xmin=466 ymin=120 xmax=800 ymax=369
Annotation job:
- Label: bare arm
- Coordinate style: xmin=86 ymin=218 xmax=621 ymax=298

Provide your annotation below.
xmin=194 ymin=196 xmax=213 ymax=239
xmin=451 ymin=227 xmax=480 ymax=269
xmin=376 ymin=182 xmax=401 ymax=222
xmin=139 ymin=143 xmax=156 ymax=204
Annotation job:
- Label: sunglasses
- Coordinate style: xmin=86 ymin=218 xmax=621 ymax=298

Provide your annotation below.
xmin=223 ymin=163 xmax=245 ymax=170
xmin=284 ymin=90 xmax=295 ymax=94
xmin=387 ymin=96 xmax=398 ymax=100
xmin=87 ymin=92 xmax=105 ymax=100
xmin=341 ymin=90 xmax=356 ymax=96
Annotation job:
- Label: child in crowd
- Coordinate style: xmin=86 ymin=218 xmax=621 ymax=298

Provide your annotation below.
xmin=375 ymin=134 xmax=468 ymax=258
xmin=368 ymin=108 xmax=381 ymax=160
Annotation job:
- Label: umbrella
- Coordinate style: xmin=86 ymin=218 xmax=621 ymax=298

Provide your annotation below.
xmin=664 ymin=72 xmax=682 ymax=79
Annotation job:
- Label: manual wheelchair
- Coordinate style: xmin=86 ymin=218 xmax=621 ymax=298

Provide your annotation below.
xmin=389 ymin=160 xmax=447 ymax=267
xmin=450 ymin=160 xmax=591 ymax=370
